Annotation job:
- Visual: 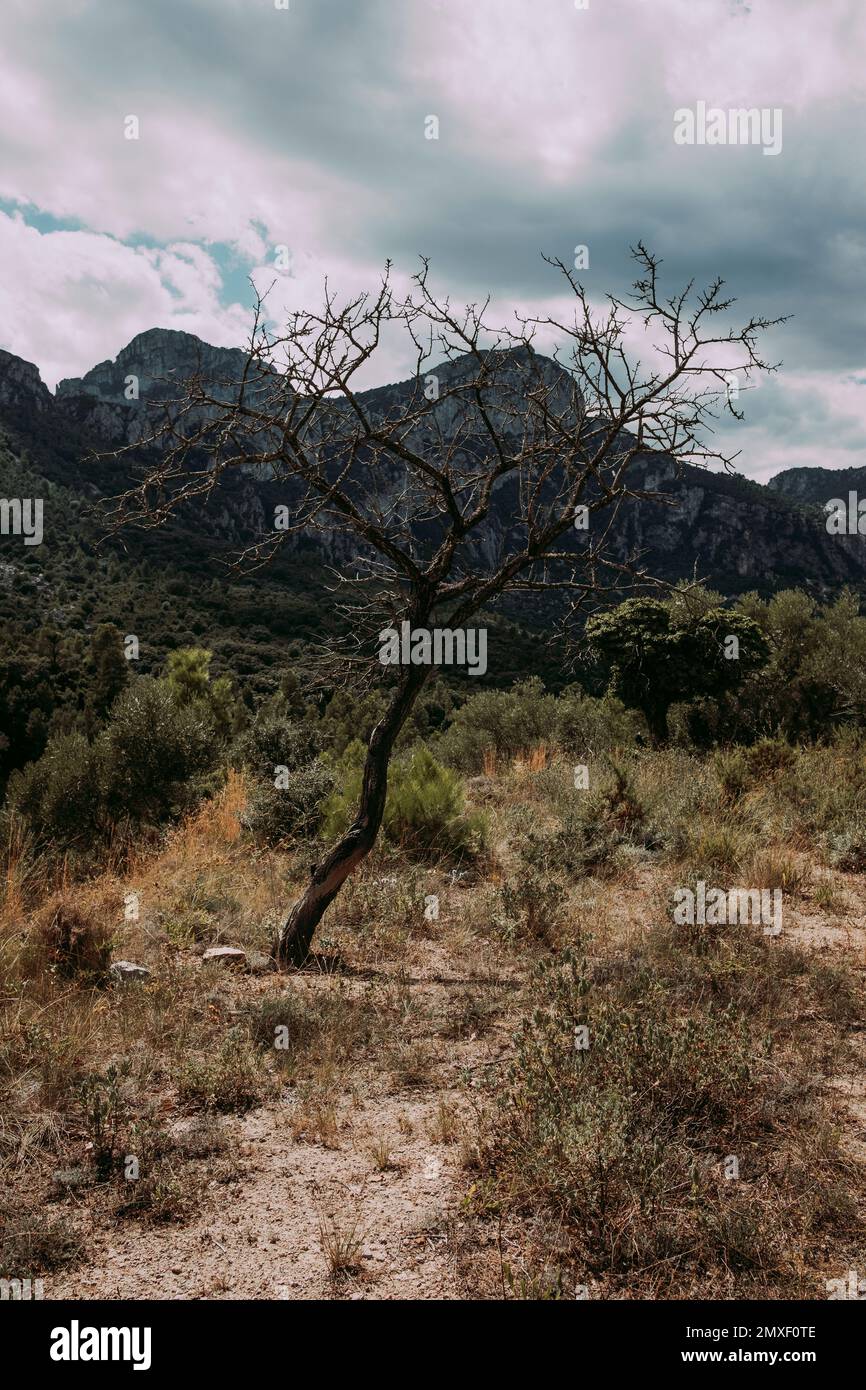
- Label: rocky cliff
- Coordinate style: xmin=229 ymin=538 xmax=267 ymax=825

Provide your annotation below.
xmin=1 ymin=328 xmax=865 ymax=601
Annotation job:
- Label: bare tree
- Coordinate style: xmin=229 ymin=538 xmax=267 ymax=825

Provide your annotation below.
xmin=105 ymin=246 xmax=784 ymax=966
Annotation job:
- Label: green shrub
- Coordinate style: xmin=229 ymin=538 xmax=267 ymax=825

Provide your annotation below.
xmin=554 ymin=689 xmax=644 ymax=757
xmin=236 ymin=708 xmax=332 ymax=845
xmin=714 ymin=748 xmax=751 ymax=803
xmin=744 ymin=737 xmax=796 ymax=778
xmin=684 ymin=820 xmax=753 ymax=876
xmin=6 ymin=732 xmax=102 ymax=844
xmin=9 ymin=678 xmax=218 ymax=853
xmin=101 ymin=678 xmax=217 ymax=824
xmin=667 ymin=698 xmax=722 ymax=749
xmin=244 ymin=988 xmax=379 ymax=1065
xmin=80 ymin=1064 xmax=128 ymax=1178
xmin=176 ymin=1032 xmax=264 ymax=1112
xmin=483 ymin=954 xmax=757 ymax=1279
xmin=493 ymin=872 xmax=566 ymax=945
xmin=514 ymin=759 xmax=651 ymax=881
xmin=241 ymin=760 xmax=334 ymax=846
xmin=385 ymin=745 xmax=485 ymax=857
xmin=478 ymin=934 xmax=853 ymax=1296
xmin=322 ymin=741 xmax=485 ymax=859
xmin=436 ymin=678 xmax=560 ymax=771
xmin=826 ymin=822 xmax=866 ymax=873
xmin=0 ymin=1203 xmax=85 ymax=1277
xmin=246 ymin=992 xmax=322 ymax=1053
xmin=234 ymin=709 xmax=319 ymax=780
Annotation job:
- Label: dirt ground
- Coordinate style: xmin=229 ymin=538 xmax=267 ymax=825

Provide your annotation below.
xmin=45 ymin=866 xmax=866 ymax=1301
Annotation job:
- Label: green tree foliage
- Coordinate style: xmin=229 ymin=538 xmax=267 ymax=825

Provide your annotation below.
xmin=734 ymin=589 xmax=866 ymax=741
xmin=7 ymin=678 xmax=218 ymax=853
xmin=165 ymin=647 xmax=238 ymax=739
xmin=585 ymin=597 xmax=770 ymax=743
xmin=90 ymin=623 xmax=128 ymax=715
xmin=165 ymin=647 xmax=212 ymax=704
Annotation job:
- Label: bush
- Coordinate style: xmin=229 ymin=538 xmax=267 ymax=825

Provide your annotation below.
xmin=554 ymin=689 xmax=644 ymax=757
xmin=236 ymin=709 xmax=332 ymax=846
xmin=322 ymin=742 xmax=485 ymax=859
xmin=744 ymin=737 xmax=796 ymax=778
xmin=513 ymin=760 xmax=650 ymax=882
xmin=101 ymin=678 xmax=217 ymax=824
xmin=0 ymin=1202 xmax=85 ymax=1277
xmin=234 ymin=709 xmax=319 ymax=780
xmin=483 ymin=953 xmax=758 ymax=1284
xmin=493 ymin=872 xmax=566 ymax=945
xmin=6 ymin=732 xmax=102 ymax=844
xmin=385 ymin=745 xmax=486 ymax=857
xmin=437 ymin=680 xmax=642 ymax=773
xmin=241 ymin=760 xmax=334 ymax=846
xmin=436 ymin=678 xmax=559 ymax=772
xmin=826 ymin=823 xmax=866 ymax=873
xmin=244 ymin=988 xmax=378 ymax=1064
xmin=176 ymin=1032 xmax=264 ymax=1112
xmin=31 ymin=901 xmax=114 ymax=985
xmin=684 ymin=820 xmax=753 ymax=877
xmin=714 ymin=748 xmax=751 ymax=803
xmin=478 ymin=933 xmax=854 ymax=1296
xmin=7 ymin=678 xmax=219 ymax=853
xmin=667 ymin=698 xmax=723 ymax=749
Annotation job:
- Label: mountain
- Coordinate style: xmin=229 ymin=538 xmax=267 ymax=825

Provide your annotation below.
xmin=2 ymin=327 xmax=866 ymax=688
xmin=768 ymin=465 xmax=866 ymax=509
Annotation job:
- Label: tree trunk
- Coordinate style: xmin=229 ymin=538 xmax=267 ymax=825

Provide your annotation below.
xmin=276 ymin=666 xmax=428 ymax=967
xmin=644 ymin=702 xmax=669 ymax=747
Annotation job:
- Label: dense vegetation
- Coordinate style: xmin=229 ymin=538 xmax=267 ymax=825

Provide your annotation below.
xmin=3 ymin=573 xmax=866 ymax=1298
xmin=6 ymin=581 xmax=866 ymax=871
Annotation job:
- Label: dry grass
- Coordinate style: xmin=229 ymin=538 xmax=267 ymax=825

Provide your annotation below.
xmin=319 ymin=1208 xmax=366 ymax=1281
xmin=1 ymin=744 xmax=865 ymax=1298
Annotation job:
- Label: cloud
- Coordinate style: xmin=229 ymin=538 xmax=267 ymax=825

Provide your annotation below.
xmin=0 ymin=212 xmax=251 ymax=388
xmin=0 ymin=0 xmax=863 ymax=474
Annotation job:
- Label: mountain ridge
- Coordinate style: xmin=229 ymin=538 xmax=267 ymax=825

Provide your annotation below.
xmin=1 ymin=327 xmax=865 ymax=603
xmin=0 ymin=326 xmax=850 ymax=504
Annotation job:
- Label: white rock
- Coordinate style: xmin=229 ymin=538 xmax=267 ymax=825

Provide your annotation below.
xmin=202 ymin=946 xmax=247 ymax=967
xmin=109 ymin=960 xmax=151 ymax=983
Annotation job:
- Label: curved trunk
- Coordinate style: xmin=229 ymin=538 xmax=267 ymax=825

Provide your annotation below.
xmin=276 ymin=666 xmax=428 ymax=967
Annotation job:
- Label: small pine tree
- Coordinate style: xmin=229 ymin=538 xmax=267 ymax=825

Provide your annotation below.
xmin=90 ymin=623 xmax=128 ymax=715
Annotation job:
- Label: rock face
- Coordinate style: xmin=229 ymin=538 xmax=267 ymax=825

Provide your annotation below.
xmin=769 ymin=465 xmax=866 ymax=509
xmin=0 ymin=350 xmax=52 ymax=414
xmin=1 ymin=326 xmax=866 ymax=600
xmin=607 ymin=455 xmax=866 ymax=589
xmin=55 ymin=328 xmax=250 ymax=406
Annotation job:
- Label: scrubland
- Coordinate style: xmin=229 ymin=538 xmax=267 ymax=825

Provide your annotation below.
xmin=2 ymin=715 xmax=864 ymax=1299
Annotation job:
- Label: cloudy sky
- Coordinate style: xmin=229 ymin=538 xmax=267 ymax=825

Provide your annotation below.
xmin=0 ymin=0 xmax=863 ymax=481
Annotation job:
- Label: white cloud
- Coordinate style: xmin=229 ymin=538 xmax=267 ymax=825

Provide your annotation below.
xmin=0 ymin=212 xmax=252 ymax=388
xmin=0 ymin=0 xmax=863 ymax=476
